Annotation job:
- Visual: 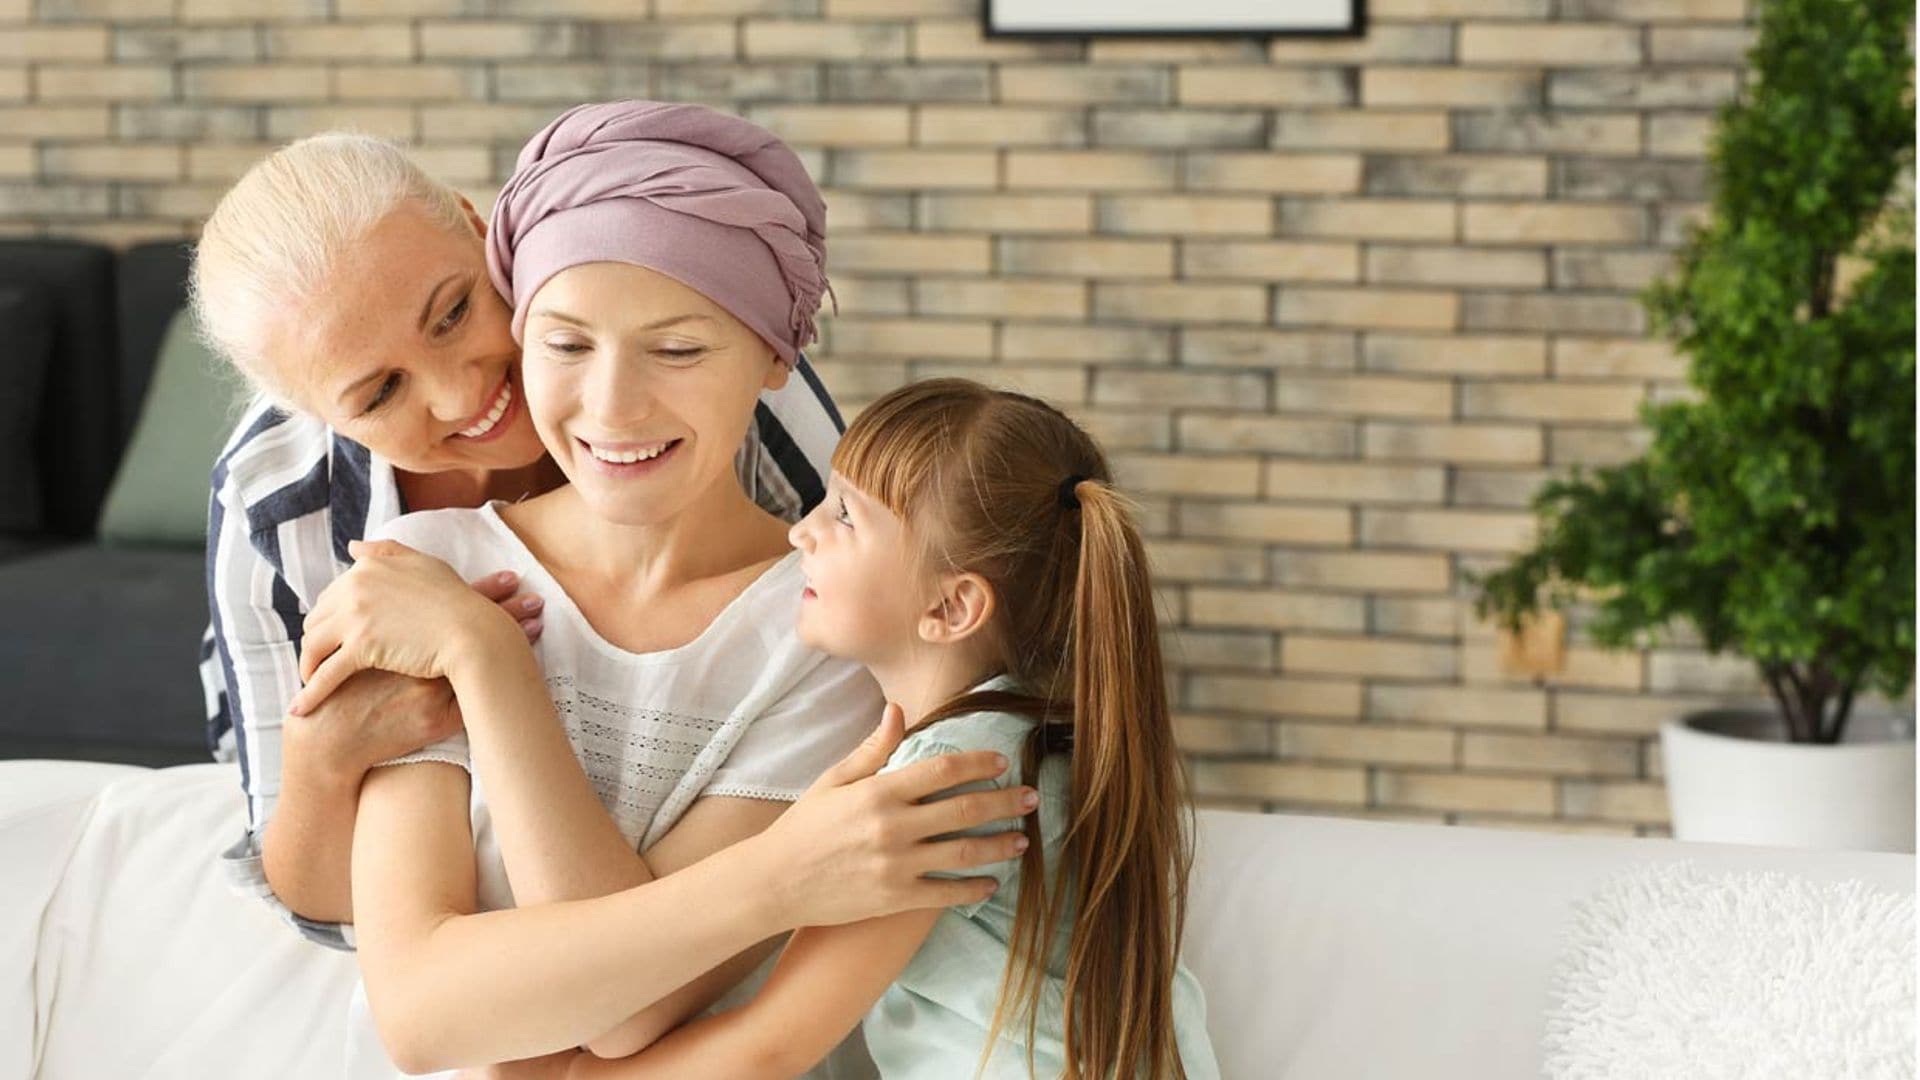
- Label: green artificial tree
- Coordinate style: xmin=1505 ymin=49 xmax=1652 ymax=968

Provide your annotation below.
xmin=1469 ymin=0 xmax=1916 ymax=746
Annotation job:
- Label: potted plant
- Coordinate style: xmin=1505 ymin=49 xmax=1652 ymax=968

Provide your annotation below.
xmin=1467 ymin=0 xmax=1916 ymax=852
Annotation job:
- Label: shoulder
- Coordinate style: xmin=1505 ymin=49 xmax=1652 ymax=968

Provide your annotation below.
xmin=210 ymin=399 xmax=330 ymax=510
xmin=371 ymin=505 xmax=521 ymax=579
xmin=887 ymin=709 xmax=1036 ymax=776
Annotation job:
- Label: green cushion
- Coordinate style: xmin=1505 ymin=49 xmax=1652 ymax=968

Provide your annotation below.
xmin=96 ymin=308 xmax=241 ymax=548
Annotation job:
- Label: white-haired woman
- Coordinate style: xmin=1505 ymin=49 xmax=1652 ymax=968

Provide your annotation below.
xmin=194 ymin=130 xmax=1035 ymax=1013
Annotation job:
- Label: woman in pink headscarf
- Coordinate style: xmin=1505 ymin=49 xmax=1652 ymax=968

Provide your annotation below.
xmin=285 ymin=102 xmax=1035 ymax=1080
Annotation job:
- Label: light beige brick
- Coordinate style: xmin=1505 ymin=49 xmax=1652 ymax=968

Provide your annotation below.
xmin=1275 ymin=373 xmax=1453 ymax=419
xmin=1144 ymin=539 xmax=1266 ymax=584
xmin=1174 ymin=713 xmax=1275 ymax=755
xmin=1548 ymin=69 xmax=1739 ymax=110
xmin=179 ymin=0 xmax=326 ymax=18
xmin=914 ymin=277 xmax=1085 ymax=319
xmin=1453 ymin=110 xmax=1641 ymax=155
xmin=831 ymin=233 xmax=990 ymax=275
xmin=915 ymin=105 xmax=1084 ymax=147
xmin=741 ymin=103 xmax=913 ymax=145
xmin=1555 ymin=691 xmax=1739 ymax=736
xmin=1451 ymin=467 xmax=1553 ymax=509
xmin=0 ymin=182 xmax=112 ymax=217
xmin=270 ymin=105 xmax=413 ymax=140
xmin=1183 ymin=329 xmax=1356 ymax=371
xmin=1264 ymin=460 xmax=1445 ymax=504
xmin=998 ymin=237 xmax=1172 ymax=279
xmin=1179 ymin=502 xmax=1353 ymax=545
xmin=1183 ymin=151 xmax=1362 ymax=194
xmin=0 ymin=68 xmax=23 ymax=102
xmin=832 ymin=149 xmax=996 ymax=189
xmin=1188 ymin=588 xmax=1367 ymax=633
xmin=0 ymin=28 xmax=109 ymax=61
xmin=1458 ymin=22 xmax=1644 ymax=66
xmin=1178 ymin=66 xmax=1353 ymax=107
xmin=1648 ymin=651 xmax=1768 ymax=696
xmin=1370 ymin=595 xmax=1466 ymax=638
xmin=264 ymin=24 xmax=414 ymax=60
xmin=418 ymin=21 xmax=585 ymax=60
xmin=1460 ymin=642 xmax=1645 ymax=692
xmin=183 ymin=64 xmax=327 ymax=102
xmin=1092 ymin=109 xmax=1268 ymax=149
xmin=1559 ymin=779 xmax=1668 ymax=824
xmin=654 ymin=0 xmax=810 ymax=12
xmin=1168 ymin=626 xmax=1277 ymax=670
xmin=921 ymin=192 xmax=1094 ymax=233
xmin=1363 ymin=333 xmax=1547 ymax=377
xmin=1266 ymin=24 xmax=1453 ymax=64
xmin=825 ymin=0 xmax=972 ymax=13
xmin=1271 ymin=109 xmax=1450 ymax=152
xmin=0 ymin=145 xmax=33 ymax=178
xmin=1648 ymin=25 xmax=1756 ymax=64
xmin=486 ymin=62 xmax=627 ymax=103
xmin=1371 ymin=0 xmax=1548 ymax=14
xmin=1090 ymin=39 xmax=1264 ymax=63
xmin=1462 ymin=293 xmax=1646 ymax=336
xmin=599 ymin=22 xmax=739 ymax=61
xmin=742 ymin=20 xmax=907 ymax=61
xmin=1459 ymin=730 xmax=1643 ymax=772
xmin=1375 ymin=770 xmax=1556 ymax=815
xmin=1097 ymin=195 xmax=1271 ymax=237
xmin=1362 ymin=420 xmax=1544 ymax=465
xmin=1076 ymin=409 xmax=1173 ymax=452
xmin=1463 ymin=201 xmax=1645 ymax=245
xmin=1189 ymin=673 xmax=1365 ymax=719
xmin=1277 ymin=287 xmax=1459 ymax=332
xmin=910 ymin=19 xmax=1081 ymax=62
xmin=1363 ymin=67 xmax=1539 ymax=108
xmin=1281 ymin=721 xmax=1457 ymax=767
xmin=827 ymin=316 xmax=993 ymax=360
xmin=1278 ymin=198 xmax=1455 ymax=242
xmin=1368 ymin=683 xmax=1549 ymax=730
xmin=998 ymin=65 xmax=1169 ymax=105
xmin=1367 ymin=245 xmax=1547 ymax=289
xmin=1181 ymin=240 xmax=1359 ymax=283
xmin=1000 ymin=322 xmax=1171 ymax=365
xmin=817 ymin=190 xmax=911 ymax=230
xmin=826 ymin=64 xmax=991 ymax=105
xmin=335 ymin=0 xmax=472 ymax=13
xmin=335 ymin=65 xmax=481 ymax=102
xmin=1177 ymin=414 xmax=1356 ymax=456
xmin=115 ymin=182 xmax=227 ymax=218
xmin=40 ymin=142 xmax=180 ymax=181
xmin=1551 ymin=338 xmax=1686 ymax=380
xmin=1004 ymin=150 xmax=1177 ymax=191
xmin=1549 ymin=426 xmax=1653 ymax=467
xmin=36 ymin=64 xmax=173 ymax=101
xmin=36 ymin=0 xmax=172 ymax=16
xmin=911 ymin=362 xmax=1086 ymax=403
xmin=1094 ymin=282 xmax=1268 ymax=324
xmin=1360 ymin=508 xmax=1537 ymax=553
xmin=1366 ymin=154 xmax=1549 ymax=198
xmin=1191 ymin=761 xmax=1369 ymax=806
xmin=1645 ymin=113 xmax=1716 ymax=158
xmin=1114 ymin=453 xmax=1266 ymax=497
xmin=1560 ymin=0 xmax=1743 ymax=19
xmin=419 ymin=104 xmax=575 ymax=141
xmin=1272 ymin=550 xmax=1450 ymax=593
xmin=1287 ymin=635 xmax=1457 ymax=681
xmin=1096 ymin=371 xmax=1269 ymax=411
xmin=1460 ymin=380 xmax=1644 ymax=423
xmin=825 ymin=280 xmax=919 ymax=319
xmin=1551 ymin=249 xmax=1673 ymax=291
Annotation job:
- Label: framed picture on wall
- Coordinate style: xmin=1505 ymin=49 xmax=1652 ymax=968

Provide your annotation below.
xmin=984 ymin=0 xmax=1365 ymax=37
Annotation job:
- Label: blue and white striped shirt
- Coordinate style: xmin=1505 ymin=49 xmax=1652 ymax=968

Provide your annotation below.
xmin=199 ymin=355 xmax=845 ymax=949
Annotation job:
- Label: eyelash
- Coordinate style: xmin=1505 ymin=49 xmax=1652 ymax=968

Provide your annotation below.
xmin=542 ymin=344 xmax=709 ymax=361
xmin=361 ymin=294 xmax=471 ymax=416
xmin=835 ymin=497 xmax=852 ymax=527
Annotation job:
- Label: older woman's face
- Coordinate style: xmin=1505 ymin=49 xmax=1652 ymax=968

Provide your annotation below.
xmin=519 ymin=262 xmax=789 ymax=527
xmin=272 ymin=200 xmax=546 ymax=475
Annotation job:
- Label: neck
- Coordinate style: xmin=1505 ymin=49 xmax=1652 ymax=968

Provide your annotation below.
xmin=398 ymin=457 xmax=561 ymax=513
xmin=868 ymin=645 xmax=1000 ymax=733
xmin=547 ymin=464 xmax=783 ymax=592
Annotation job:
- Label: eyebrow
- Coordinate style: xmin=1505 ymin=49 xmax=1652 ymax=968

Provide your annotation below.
xmin=417 ymin=272 xmax=462 ymax=333
xmin=529 ymin=309 xmax=718 ymax=332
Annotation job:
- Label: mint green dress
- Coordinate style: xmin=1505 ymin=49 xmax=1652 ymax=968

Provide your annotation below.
xmin=865 ymin=675 xmax=1221 ymax=1078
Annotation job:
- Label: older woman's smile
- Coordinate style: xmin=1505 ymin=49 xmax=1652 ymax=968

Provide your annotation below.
xmin=452 ymin=375 xmax=517 ymax=442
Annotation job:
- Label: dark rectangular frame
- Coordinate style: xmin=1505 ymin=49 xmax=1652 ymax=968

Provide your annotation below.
xmin=982 ymin=0 xmax=1366 ymax=39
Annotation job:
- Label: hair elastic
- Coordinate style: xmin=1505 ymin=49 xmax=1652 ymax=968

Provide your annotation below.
xmin=1058 ymin=474 xmax=1087 ymax=511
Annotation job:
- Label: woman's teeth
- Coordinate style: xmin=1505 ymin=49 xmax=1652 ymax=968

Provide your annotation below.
xmin=458 ymin=382 xmax=513 ymax=439
xmin=588 ymin=440 xmax=674 ymax=465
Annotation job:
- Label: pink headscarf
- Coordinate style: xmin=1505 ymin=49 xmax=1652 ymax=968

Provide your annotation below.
xmin=485 ymin=100 xmax=834 ymax=367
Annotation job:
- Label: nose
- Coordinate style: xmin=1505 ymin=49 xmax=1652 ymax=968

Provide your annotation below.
xmin=427 ymin=360 xmax=494 ymax=426
xmin=788 ymin=508 xmax=815 ymax=553
xmin=583 ymin=349 xmax=654 ymax=430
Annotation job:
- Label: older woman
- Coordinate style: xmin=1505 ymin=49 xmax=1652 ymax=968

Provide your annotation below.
xmin=192 ymin=114 xmax=1034 ymax=1013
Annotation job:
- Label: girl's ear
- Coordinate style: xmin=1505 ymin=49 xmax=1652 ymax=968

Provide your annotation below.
xmin=917 ymin=571 xmax=995 ymax=647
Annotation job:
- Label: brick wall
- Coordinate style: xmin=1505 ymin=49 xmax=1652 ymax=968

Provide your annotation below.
xmin=9 ymin=0 xmax=1896 ymax=836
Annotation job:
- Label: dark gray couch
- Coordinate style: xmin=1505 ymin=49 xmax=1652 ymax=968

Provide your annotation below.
xmin=0 ymin=240 xmax=212 ymax=766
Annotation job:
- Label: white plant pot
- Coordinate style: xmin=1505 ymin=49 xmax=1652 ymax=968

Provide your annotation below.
xmin=1660 ymin=708 xmax=1916 ymax=853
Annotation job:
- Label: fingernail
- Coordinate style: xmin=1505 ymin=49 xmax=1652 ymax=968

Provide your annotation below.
xmin=524 ymin=617 xmax=543 ymax=637
xmin=1021 ymin=789 xmax=1040 ymax=808
xmin=497 ymin=571 xmax=517 ymax=585
xmin=993 ymin=753 xmax=1009 ymax=770
xmin=519 ymin=595 xmax=543 ymax=613
xmin=1013 ymin=836 xmax=1029 ymax=851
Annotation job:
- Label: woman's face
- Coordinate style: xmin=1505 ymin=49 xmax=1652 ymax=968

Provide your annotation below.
xmin=788 ymin=471 xmax=933 ymax=665
xmin=272 ymin=200 xmax=546 ymax=475
xmin=519 ymin=261 xmax=789 ymax=527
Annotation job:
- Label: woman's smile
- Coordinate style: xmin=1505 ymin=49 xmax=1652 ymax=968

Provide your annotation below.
xmin=450 ymin=373 xmax=519 ymax=443
xmin=576 ymin=435 xmax=685 ymax=478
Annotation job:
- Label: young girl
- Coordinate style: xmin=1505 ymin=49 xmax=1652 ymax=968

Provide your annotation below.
xmin=567 ymin=377 xmax=1220 ymax=1078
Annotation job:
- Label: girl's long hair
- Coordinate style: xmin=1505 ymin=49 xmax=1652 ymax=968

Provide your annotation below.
xmin=833 ymin=378 xmax=1193 ymax=1079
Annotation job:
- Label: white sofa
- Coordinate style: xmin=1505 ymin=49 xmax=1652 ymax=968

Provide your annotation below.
xmin=3 ymin=760 xmax=1912 ymax=1079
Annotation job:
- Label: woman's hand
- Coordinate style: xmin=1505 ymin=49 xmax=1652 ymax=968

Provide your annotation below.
xmin=746 ymin=703 xmax=1041 ymax=928
xmin=290 ymin=539 xmax=534 ymax=716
